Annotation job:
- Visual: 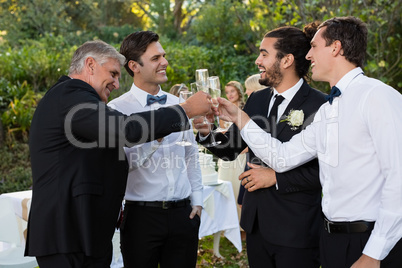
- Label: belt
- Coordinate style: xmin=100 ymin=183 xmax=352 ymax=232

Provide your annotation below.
xmin=324 ymin=217 xmax=375 ymax=234
xmin=125 ymin=198 xmax=190 ymax=209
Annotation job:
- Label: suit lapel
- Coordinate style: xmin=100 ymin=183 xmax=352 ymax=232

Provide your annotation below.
xmin=258 ymin=88 xmax=273 ymax=119
xmin=276 ymin=81 xmax=310 ymax=137
xmin=248 ymin=88 xmax=273 ymax=132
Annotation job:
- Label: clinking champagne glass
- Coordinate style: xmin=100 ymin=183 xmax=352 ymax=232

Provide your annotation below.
xmin=191 ymin=82 xmax=221 ymax=147
xmin=194 ymin=69 xmax=210 ymax=125
xmin=204 ymin=76 xmax=222 ymax=147
xmin=176 ymin=89 xmax=194 ymax=146
xmin=195 ymin=69 xmax=209 ymax=93
xmin=208 ymin=76 xmax=224 ymax=132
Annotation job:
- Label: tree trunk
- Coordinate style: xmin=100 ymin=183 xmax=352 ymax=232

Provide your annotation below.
xmin=173 ymin=0 xmax=184 ymax=34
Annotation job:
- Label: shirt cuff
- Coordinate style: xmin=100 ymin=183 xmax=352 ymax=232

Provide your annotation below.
xmin=190 ymin=190 xmax=203 ymax=207
xmin=363 ymin=234 xmax=391 ymax=260
xmin=239 ymin=119 xmax=254 ymax=139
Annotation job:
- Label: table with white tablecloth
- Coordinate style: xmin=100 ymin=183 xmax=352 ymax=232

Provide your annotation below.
xmin=199 ymin=180 xmax=242 ymax=253
xmin=1 ymin=190 xmax=32 ymax=242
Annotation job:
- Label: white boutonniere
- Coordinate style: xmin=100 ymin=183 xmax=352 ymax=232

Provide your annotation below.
xmin=280 ymin=109 xmax=304 ymax=130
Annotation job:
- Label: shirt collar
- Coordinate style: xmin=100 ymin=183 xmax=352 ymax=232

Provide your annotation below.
xmin=129 ymin=83 xmax=165 ymax=108
xmin=272 ymin=78 xmax=303 ymax=101
xmin=335 ymin=67 xmax=364 ymax=93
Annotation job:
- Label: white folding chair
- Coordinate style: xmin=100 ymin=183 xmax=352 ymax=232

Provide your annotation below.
xmin=0 ymin=196 xmax=38 ymax=268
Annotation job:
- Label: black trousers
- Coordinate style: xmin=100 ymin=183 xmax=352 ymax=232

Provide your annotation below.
xmin=320 ymin=226 xmax=402 ymax=268
xmin=120 ymin=203 xmax=200 ymax=268
xmin=36 ymin=250 xmax=112 ymax=268
xmin=246 ymin=219 xmax=320 ymax=268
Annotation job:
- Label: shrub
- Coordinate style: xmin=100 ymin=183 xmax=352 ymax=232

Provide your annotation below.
xmin=1 ymin=87 xmax=42 ymax=143
xmin=0 ymin=143 xmax=32 ymax=194
xmin=0 ymin=35 xmax=73 ymax=92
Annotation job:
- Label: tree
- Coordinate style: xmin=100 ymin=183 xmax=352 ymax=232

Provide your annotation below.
xmin=0 ymin=0 xmax=72 ymax=43
xmin=0 ymin=0 xmax=400 ymax=89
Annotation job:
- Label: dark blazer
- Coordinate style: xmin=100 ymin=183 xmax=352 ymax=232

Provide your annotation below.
xmin=25 ymin=76 xmax=189 ymax=257
xmin=198 ymin=80 xmax=326 ymax=248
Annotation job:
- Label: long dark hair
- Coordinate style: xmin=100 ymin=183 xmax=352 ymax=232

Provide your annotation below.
xmin=264 ymin=21 xmax=320 ymax=79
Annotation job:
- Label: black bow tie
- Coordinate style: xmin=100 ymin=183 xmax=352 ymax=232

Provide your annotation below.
xmin=147 ymin=94 xmax=167 ymax=105
xmin=326 ymin=86 xmax=341 ymax=105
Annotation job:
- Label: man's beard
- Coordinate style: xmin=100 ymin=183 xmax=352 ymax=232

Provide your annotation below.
xmin=259 ymin=60 xmax=283 ymax=88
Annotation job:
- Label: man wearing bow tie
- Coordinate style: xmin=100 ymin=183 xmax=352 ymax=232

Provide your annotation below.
xmin=107 ymin=31 xmax=202 ymax=268
xmin=216 ymin=16 xmax=402 ymax=268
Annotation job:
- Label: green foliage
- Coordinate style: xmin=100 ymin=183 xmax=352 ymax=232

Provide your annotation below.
xmin=0 ymin=78 xmax=29 ymax=110
xmin=0 ymin=143 xmax=32 ymax=194
xmin=1 ymin=0 xmax=400 ymax=91
xmin=191 ymin=0 xmax=247 ymax=49
xmin=155 ymin=39 xmax=257 ymax=93
xmin=360 ymin=0 xmax=402 ymax=89
xmin=1 ymin=88 xmax=42 ymax=142
xmin=96 ymin=25 xmax=139 ymax=45
xmin=0 ymin=0 xmax=74 ymax=44
xmin=0 ymin=35 xmax=73 ymax=92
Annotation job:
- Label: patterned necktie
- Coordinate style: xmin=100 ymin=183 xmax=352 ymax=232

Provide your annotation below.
xmin=146 ymin=94 xmax=167 ymax=105
xmin=325 ymin=86 xmax=341 ymax=105
xmin=268 ymin=94 xmax=285 ymax=125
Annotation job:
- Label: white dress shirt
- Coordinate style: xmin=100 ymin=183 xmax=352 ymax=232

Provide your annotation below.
xmin=268 ymin=78 xmax=303 ymax=120
xmin=108 ymin=83 xmax=203 ymax=207
xmin=240 ymin=67 xmax=402 ymax=260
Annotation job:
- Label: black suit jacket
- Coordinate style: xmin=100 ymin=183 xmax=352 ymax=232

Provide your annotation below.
xmin=26 ymin=76 xmax=189 ymax=257
xmin=198 ymin=81 xmax=326 ymax=248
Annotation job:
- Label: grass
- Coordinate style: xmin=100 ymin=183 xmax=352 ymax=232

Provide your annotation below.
xmin=197 ymin=234 xmax=248 ymax=267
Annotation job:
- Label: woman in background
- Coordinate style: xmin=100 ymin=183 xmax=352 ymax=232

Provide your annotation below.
xmin=217 ymin=80 xmax=247 ymax=222
xmin=238 ymin=74 xmax=266 ymax=208
xmin=244 ymin=74 xmax=265 ymax=98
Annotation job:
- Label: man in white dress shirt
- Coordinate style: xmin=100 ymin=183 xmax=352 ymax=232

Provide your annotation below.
xmin=215 ymin=16 xmax=402 ymax=268
xmin=108 ymin=31 xmax=203 ymax=268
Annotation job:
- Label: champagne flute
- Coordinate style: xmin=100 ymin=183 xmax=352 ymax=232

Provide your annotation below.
xmin=176 ymin=89 xmax=194 ymax=146
xmin=204 ymin=77 xmax=222 ymax=147
xmin=194 ymin=70 xmax=210 ymax=125
xmin=194 ymin=70 xmax=221 ymax=146
xmin=208 ymin=76 xmax=220 ymax=91
xmin=192 ymin=82 xmax=221 ymax=146
xmin=195 ymin=69 xmax=209 ymax=93
xmin=208 ymin=76 xmax=224 ymax=132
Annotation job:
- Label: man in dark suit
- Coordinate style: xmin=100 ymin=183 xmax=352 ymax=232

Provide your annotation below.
xmin=25 ymin=40 xmax=211 ymax=267
xmin=196 ymin=24 xmax=326 ymax=268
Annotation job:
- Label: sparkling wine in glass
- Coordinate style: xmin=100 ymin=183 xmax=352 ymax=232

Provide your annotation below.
xmin=176 ymin=90 xmax=194 ymax=146
xmin=208 ymin=76 xmax=224 ymax=132
xmin=195 ymin=69 xmax=209 ymax=93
